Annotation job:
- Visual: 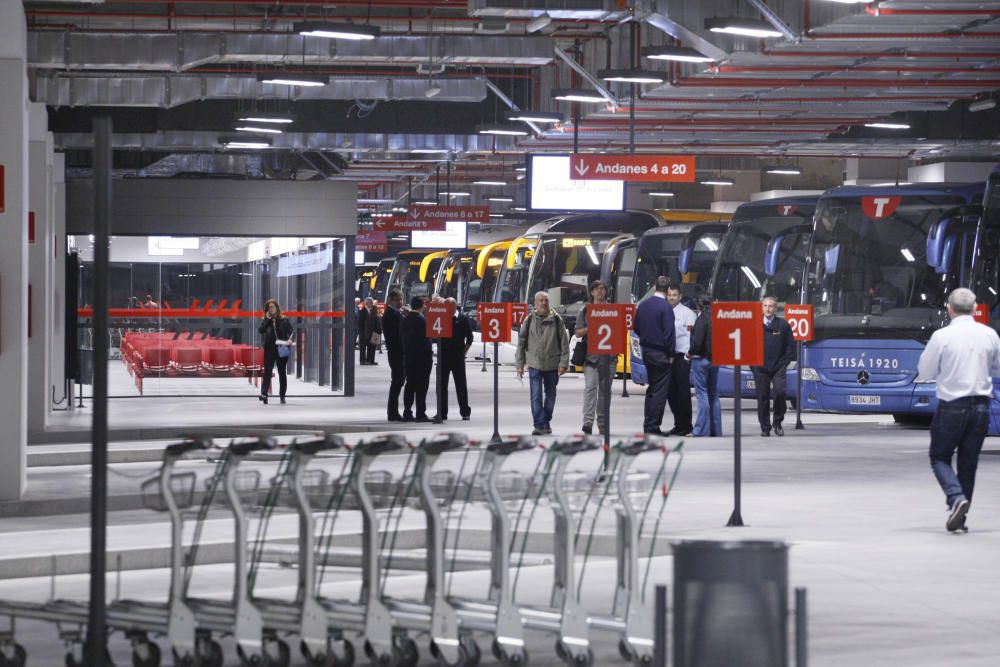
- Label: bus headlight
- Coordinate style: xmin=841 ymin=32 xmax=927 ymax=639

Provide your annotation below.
xmin=800 ymin=367 xmax=819 ymax=382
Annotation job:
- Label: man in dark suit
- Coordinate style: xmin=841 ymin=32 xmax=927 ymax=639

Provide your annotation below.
xmin=751 ymin=296 xmax=796 ymax=436
xmin=382 ymin=290 xmax=406 ymax=421
xmin=402 ymin=296 xmax=432 ymax=422
xmin=633 ymin=276 xmax=676 ymax=436
xmin=436 ymin=297 xmax=474 ymax=421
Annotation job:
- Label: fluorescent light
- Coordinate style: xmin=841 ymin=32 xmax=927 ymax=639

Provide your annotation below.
xmin=476 ymin=124 xmax=530 ymax=136
xmin=473 ymin=180 xmax=508 ymax=186
xmin=969 ymin=98 xmax=996 ymax=113
xmin=765 ymin=166 xmax=801 ymax=175
xmin=699 ymin=177 xmax=735 ymax=186
xmin=448 ymin=192 xmax=471 ymax=197
xmin=506 ymin=111 xmax=564 ymax=124
xmin=865 ymin=122 xmax=910 ymax=130
xmin=598 ymin=69 xmax=666 ymax=84
xmin=257 ymin=73 xmax=328 ymax=87
xmin=487 ymin=196 xmax=514 ymax=202
xmin=901 ymin=248 xmax=916 ymax=262
xmin=489 ymin=213 xmax=504 ymax=218
xmin=424 ymin=84 xmax=442 ymax=99
xmin=512 ymin=206 xmax=526 ymax=211
xmin=514 ymin=165 xmax=527 ymax=172
xmin=705 ymin=17 xmax=784 ymax=38
xmin=294 ymin=21 xmax=380 ymax=40
xmin=741 ymin=265 xmax=762 ymax=289
xmin=220 ymin=135 xmax=271 ymax=149
xmin=642 ymin=46 xmax=715 ymax=63
xmin=647 ymin=191 xmax=675 ymax=197
xmin=235 ymin=113 xmax=293 ymax=124
xmin=585 ymin=244 xmax=600 ymax=266
xmin=235 ymin=126 xmax=283 ymax=135
xmin=413 ymin=200 xmax=438 ymax=205
xmin=410 ymin=148 xmax=450 ymax=154
xmin=552 ymin=88 xmax=607 ymax=104
xmin=525 ymin=14 xmax=552 ymax=33
xmin=358 ymin=198 xmax=395 ymax=204
xmin=823 ymin=0 xmax=872 ymax=3
xmin=702 ymin=237 xmax=719 ymax=251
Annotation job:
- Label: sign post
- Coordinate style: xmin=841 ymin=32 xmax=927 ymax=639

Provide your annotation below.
xmin=425 ymin=302 xmax=454 ymax=425
xmin=621 ymin=304 xmax=636 ymax=398
xmin=479 ymin=303 xmax=511 ymax=444
xmin=784 ymin=304 xmax=814 ymax=431
xmin=588 ymin=304 xmax=627 ymax=454
xmin=712 ymin=302 xmax=764 ymax=527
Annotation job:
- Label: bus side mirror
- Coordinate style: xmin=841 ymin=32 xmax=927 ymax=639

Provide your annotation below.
xmin=764 ymin=236 xmax=785 ymax=278
xmin=926 ymin=218 xmax=950 ymax=270
xmin=824 ymin=245 xmax=840 ymax=275
xmin=678 ymin=247 xmax=693 ymax=275
xmin=936 ymin=235 xmax=956 ymax=274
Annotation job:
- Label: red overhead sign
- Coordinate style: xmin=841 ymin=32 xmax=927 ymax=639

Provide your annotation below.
xmin=373 ymin=215 xmax=444 ymax=232
xmin=426 ymin=302 xmax=455 ymax=339
xmin=478 ymin=303 xmax=511 ymax=343
xmin=568 ymin=155 xmax=696 ymax=182
xmin=410 ymin=205 xmax=490 ymax=225
xmin=587 ymin=304 xmax=628 ymax=356
xmin=784 ymin=304 xmax=814 ymax=342
xmin=861 ymin=195 xmax=902 ymax=220
xmin=356 ymin=230 xmax=388 ymax=252
xmin=712 ymin=301 xmax=764 ymax=367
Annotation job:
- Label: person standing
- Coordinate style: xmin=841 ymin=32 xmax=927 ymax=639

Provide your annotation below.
xmin=752 ymin=296 xmax=795 ymax=437
xmin=436 ymin=297 xmax=474 ymax=421
xmin=575 ymin=280 xmax=613 ymax=435
xmin=633 ymin=277 xmax=675 ymax=436
xmin=917 ymin=288 xmax=1000 ymax=532
xmin=515 ymin=291 xmax=569 ymax=436
xmin=361 ymin=297 xmax=382 ymax=365
xmin=688 ymin=294 xmax=722 ymax=437
xmin=382 ymin=290 xmax=406 ymax=421
xmin=666 ymin=283 xmax=696 ymax=436
xmin=402 ymin=296 xmax=432 ymax=422
xmin=258 ymin=298 xmax=294 ymax=405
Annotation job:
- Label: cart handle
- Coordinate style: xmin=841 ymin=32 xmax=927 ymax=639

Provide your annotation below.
xmin=228 ymin=436 xmax=278 ymax=456
xmin=164 ymin=436 xmax=212 ymax=458
xmin=550 ymin=435 xmax=602 ymax=456
xmin=355 ymin=433 xmax=407 ymax=456
xmin=487 ymin=435 xmax=537 ymax=455
xmin=289 ymin=433 xmax=345 ymax=455
xmin=419 ymin=432 xmax=469 ymax=455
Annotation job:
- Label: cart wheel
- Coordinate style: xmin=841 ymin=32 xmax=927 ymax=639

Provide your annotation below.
xmin=331 ymin=639 xmax=355 ymax=667
xmin=460 ymin=636 xmax=481 ymax=667
xmin=170 ymin=648 xmax=196 ymax=667
xmin=65 ymin=644 xmax=113 ymax=667
xmin=266 ymin=639 xmax=291 ymax=667
xmin=0 ymin=643 xmax=27 ymax=667
xmin=363 ymin=640 xmax=394 ymax=667
xmin=575 ymin=649 xmax=594 ymax=667
xmin=236 ymin=644 xmax=265 ymax=667
xmin=131 ymin=639 xmax=161 ymax=667
xmin=199 ymin=639 xmax=224 ymax=667
xmin=491 ymin=640 xmax=527 ymax=667
xmin=429 ymin=640 xmax=468 ymax=667
xmin=394 ymin=637 xmax=419 ymax=667
xmin=618 ymin=639 xmax=633 ymax=661
xmin=633 ymin=653 xmax=653 ymax=667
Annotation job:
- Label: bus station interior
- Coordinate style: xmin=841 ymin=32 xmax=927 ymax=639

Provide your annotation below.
xmin=2 ymin=1 xmax=1000 ymax=666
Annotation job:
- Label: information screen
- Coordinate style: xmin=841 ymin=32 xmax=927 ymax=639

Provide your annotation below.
xmin=527 ymin=154 xmax=625 ymax=212
xmin=411 ymin=220 xmax=468 ymax=249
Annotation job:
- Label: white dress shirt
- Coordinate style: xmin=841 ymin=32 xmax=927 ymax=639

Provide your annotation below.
xmin=917 ymin=314 xmax=1000 ymax=401
xmin=672 ymin=302 xmax=697 ymax=355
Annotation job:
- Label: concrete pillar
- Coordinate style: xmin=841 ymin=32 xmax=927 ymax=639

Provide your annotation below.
xmin=0 ymin=2 xmax=29 ymax=500
xmin=51 ymin=152 xmax=67 ymax=407
xmin=28 ymin=103 xmax=54 ymax=434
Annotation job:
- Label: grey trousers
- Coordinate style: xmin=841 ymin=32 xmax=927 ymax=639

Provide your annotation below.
xmin=582 ymin=357 xmax=613 ymax=429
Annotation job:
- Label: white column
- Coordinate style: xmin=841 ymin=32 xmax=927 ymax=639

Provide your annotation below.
xmin=0 ymin=1 xmax=29 ymax=500
xmin=28 ymin=103 xmax=54 ymax=433
xmin=51 ymin=152 xmax=67 ymax=406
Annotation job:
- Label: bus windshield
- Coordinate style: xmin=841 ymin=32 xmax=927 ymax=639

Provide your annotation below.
xmin=807 ymin=195 xmax=967 ymax=320
xmin=467 ymin=253 xmax=504 ymax=314
xmin=390 ymin=256 xmax=441 ymax=303
xmin=972 ymin=171 xmax=1000 ymax=317
xmin=372 ymin=260 xmax=393 ymax=302
xmin=528 ymin=235 xmax=611 ymax=319
xmin=496 ymin=242 xmax=536 ymax=303
xmin=632 ymin=231 xmax=723 ymax=303
xmin=713 ymin=211 xmax=813 ymax=304
xmin=436 ymin=254 xmax=474 ymax=303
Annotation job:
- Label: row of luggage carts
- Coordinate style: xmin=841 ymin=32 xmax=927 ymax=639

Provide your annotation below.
xmin=0 ymin=430 xmax=684 ymax=667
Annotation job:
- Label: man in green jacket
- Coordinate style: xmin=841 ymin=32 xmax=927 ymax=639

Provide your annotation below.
xmin=515 ymin=291 xmax=570 ymax=435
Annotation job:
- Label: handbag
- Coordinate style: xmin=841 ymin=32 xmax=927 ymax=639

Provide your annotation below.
xmin=277 ymin=340 xmax=292 ymax=359
xmin=370 ymin=332 xmax=383 ymax=347
xmin=571 ymin=339 xmax=587 ymax=367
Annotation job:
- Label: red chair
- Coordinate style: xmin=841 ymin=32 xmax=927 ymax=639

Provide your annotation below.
xmin=142 ymin=348 xmax=171 ymax=374
xmin=172 ymin=347 xmax=202 ymax=374
xmin=206 ymin=347 xmax=235 ymax=374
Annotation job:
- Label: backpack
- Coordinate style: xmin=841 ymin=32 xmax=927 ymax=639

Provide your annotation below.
xmin=522 ymin=311 xmax=564 ymax=353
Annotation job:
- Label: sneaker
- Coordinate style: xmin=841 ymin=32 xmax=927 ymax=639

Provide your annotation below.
xmin=531 ymin=427 xmax=546 ymax=436
xmin=582 ymin=424 xmax=593 ymax=435
xmin=542 ymin=426 xmax=553 ymax=435
xmin=946 ymin=498 xmax=970 ymax=532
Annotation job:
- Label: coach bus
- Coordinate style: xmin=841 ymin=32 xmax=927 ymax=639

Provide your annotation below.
xmin=434 ymin=241 xmax=511 ymax=324
xmin=385 ymin=249 xmax=448 ymax=305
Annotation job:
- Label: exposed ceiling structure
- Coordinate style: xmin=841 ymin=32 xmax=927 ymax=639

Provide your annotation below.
xmin=22 ymin=0 xmax=1000 ymax=209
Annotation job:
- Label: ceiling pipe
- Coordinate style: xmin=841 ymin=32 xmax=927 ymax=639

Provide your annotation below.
xmin=763 ymin=49 xmax=1000 ymax=59
xmin=806 ymin=31 xmax=1000 ymax=40
xmin=674 ymin=77 xmax=1000 ymax=88
xmin=642 ymin=12 xmax=728 ymax=62
xmin=553 ymin=45 xmax=618 ymax=108
xmin=745 ymin=0 xmax=798 ymax=43
xmin=714 ymin=65 xmax=1000 ymax=74
xmin=865 ymin=6 xmax=1000 ymax=16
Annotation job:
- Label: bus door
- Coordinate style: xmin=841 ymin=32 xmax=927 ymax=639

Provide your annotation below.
xmin=677 ymin=223 xmax=728 ymax=303
xmin=603 ymin=237 xmax=639 ymax=304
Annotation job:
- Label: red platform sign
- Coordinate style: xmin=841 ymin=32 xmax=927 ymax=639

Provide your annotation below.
xmin=568 ymin=155 xmax=696 ymax=182
xmin=587 ymin=304 xmax=628 ymax=356
xmin=861 ymin=195 xmax=902 ymax=220
xmin=356 ymin=230 xmax=388 ymax=252
xmin=426 ymin=302 xmax=455 ymax=339
xmin=376 ymin=302 xmax=386 ymax=317
xmin=784 ymin=304 xmax=814 ymax=342
xmin=624 ymin=303 xmax=636 ymax=331
xmin=478 ymin=303 xmax=511 ymax=343
xmin=974 ymin=303 xmax=990 ymax=326
xmin=510 ymin=302 xmax=529 ymax=327
xmin=712 ymin=302 xmax=764 ymax=366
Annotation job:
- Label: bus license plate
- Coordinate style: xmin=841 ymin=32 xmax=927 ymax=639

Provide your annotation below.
xmin=848 ymin=395 xmax=880 ymax=406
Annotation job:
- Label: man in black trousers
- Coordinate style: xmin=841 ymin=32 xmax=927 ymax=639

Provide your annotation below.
xmin=751 ymin=296 xmax=795 ymax=437
xmin=633 ymin=276 xmax=676 ymax=436
xmin=402 ymin=295 xmax=432 ymax=422
xmin=435 ymin=297 xmax=474 ymax=421
xmin=382 ymin=290 xmax=406 ymax=421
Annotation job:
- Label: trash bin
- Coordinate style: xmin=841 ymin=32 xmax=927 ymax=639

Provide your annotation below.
xmin=77 ymin=346 xmax=94 ymax=386
xmin=673 ymin=540 xmax=789 ymax=667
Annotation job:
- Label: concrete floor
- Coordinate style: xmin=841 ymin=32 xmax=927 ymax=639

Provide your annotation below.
xmin=5 ymin=357 xmax=1000 ymax=666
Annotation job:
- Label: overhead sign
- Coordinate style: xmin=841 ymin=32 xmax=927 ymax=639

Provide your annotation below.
xmin=568 ymin=155 xmax=696 ymax=182
xmin=974 ymin=303 xmax=990 ymax=326
xmin=411 ymin=221 xmax=468 ymax=250
xmin=528 ymin=154 xmax=625 ymax=212
xmin=784 ymin=304 xmax=814 ymax=342
xmin=410 ymin=205 xmax=490 ymax=225
xmin=426 ymin=302 xmax=455 ymax=339
xmin=712 ymin=301 xmax=764 ymax=366
xmin=510 ymin=302 xmax=529 ymax=327
xmin=373 ymin=215 xmax=444 ymax=232
xmin=277 ymin=247 xmax=333 ymax=277
xmin=356 ymin=230 xmax=388 ymax=253
xmin=861 ymin=195 xmax=902 ymax=220
xmin=587 ymin=304 xmax=628 ymax=356
xmin=478 ymin=303 xmax=511 ymax=343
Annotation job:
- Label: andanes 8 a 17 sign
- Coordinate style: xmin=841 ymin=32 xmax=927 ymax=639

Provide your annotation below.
xmin=712 ymin=302 xmax=764 ymax=366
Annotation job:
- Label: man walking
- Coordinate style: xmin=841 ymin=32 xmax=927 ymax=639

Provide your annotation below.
xmin=436 ymin=297 xmax=474 ymax=421
xmin=688 ymin=293 xmax=722 ymax=437
xmin=751 ymin=296 xmax=795 ymax=437
xmin=515 ymin=291 xmax=569 ymax=435
xmin=401 ymin=296 xmax=432 ymax=422
xmin=666 ymin=283 xmax=696 ymax=436
xmin=917 ymin=288 xmax=1000 ymax=532
xmin=382 ymin=290 xmax=406 ymax=421
xmin=633 ymin=277 xmax=675 ymax=436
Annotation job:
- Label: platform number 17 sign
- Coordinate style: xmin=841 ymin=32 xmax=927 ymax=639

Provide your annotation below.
xmin=712 ymin=302 xmax=764 ymax=366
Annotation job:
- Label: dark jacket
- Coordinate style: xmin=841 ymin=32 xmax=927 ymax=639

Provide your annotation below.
xmin=258 ymin=316 xmax=294 ymax=358
xmin=382 ymin=306 xmax=404 ymax=358
xmin=688 ymin=308 xmax=712 ymax=362
xmin=634 ymin=296 xmax=676 ymax=356
xmin=754 ymin=316 xmax=795 ymax=373
xmin=360 ymin=306 xmax=382 ymax=341
xmin=442 ymin=311 xmax=474 ymax=361
xmin=402 ymin=310 xmax=433 ymax=369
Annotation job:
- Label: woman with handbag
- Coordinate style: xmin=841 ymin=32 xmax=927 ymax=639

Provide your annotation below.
xmin=361 ymin=297 xmax=382 ymax=365
xmin=258 ymin=298 xmax=294 ymax=404
xmin=574 ymin=280 xmax=613 ymax=435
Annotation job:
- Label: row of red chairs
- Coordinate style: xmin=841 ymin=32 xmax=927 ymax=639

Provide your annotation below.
xmin=121 ymin=333 xmax=268 ymax=394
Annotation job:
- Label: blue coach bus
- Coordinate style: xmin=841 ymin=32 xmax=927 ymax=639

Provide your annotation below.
xmin=710 ymin=196 xmax=819 ymax=397
xmin=969 ymin=165 xmax=1000 ymax=433
xmin=796 ymin=181 xmax=986 ymax=423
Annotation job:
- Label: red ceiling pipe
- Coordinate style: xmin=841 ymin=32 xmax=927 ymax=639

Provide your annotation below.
xmin=806 ymin=31 xmax=1000 ymax=39
xmin=866 ymin=6 xmax=1000 ymax=16
xmin=764 ymin=49 xmax=1000 ymax=59
xmin=119 ymin=0 xmax=464 ymax=6
xmin=676 ymin=77 xmax=1000 ymax=87
xmin=715 ymin=65 xmax=1000 ymax=74
xmin=624 ymin=94 xmax=974 ymax=104
xmin=570 ymin=126 xmax=834 ymax=134
xmin=578 ymin=117 xmax=865 ymax=126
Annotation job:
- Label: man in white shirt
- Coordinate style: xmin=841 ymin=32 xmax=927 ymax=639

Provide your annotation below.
xmin=917 ymin=288 xmax=1000 ymax=532
xmin=666 ymin=284 xmax=697 ymax=436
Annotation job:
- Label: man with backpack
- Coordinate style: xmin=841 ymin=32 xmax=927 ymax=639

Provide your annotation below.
xmin=515 ymin=291 xmax=570 ymax=435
